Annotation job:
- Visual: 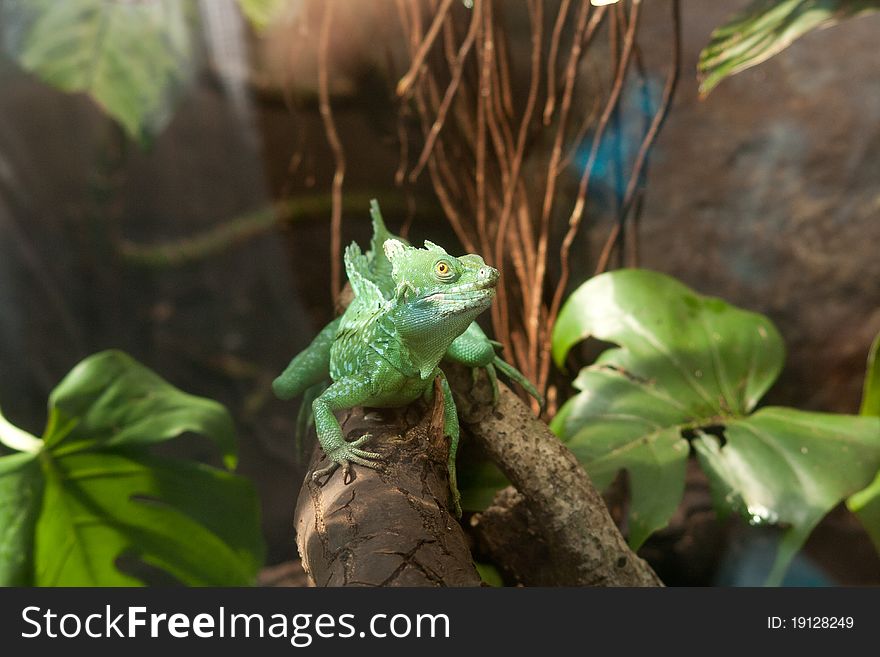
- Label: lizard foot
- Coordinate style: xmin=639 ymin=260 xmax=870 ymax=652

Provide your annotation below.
xmin=312 ymin=434 xmax=382 ymax=484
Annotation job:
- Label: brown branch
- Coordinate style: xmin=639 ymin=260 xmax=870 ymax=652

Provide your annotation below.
xmin=295 ymin=393 xmax=482 ymax=587
xmin=408 ymin=2 xmax=481 ymax=182
xmin=594 ymin=220 xmax=622 ymax=275
xmin=491 ymin=0 xmax=542 ymax=356
xmin=543 ymin=0 xmax=572 ymax=125
xmin=396 ymin=0 xmax=457 ymax=98
xmin=493 ymin=3 xmax=515 ymax=120
xmin=295 ymin=363 xmax=661 ymax=587
xmin=411 ymin=78 xmax=479 ymax=251
xmin=394 ymin=106 xmax=410 ymax=187
xmin=515 ymin=184 xmax=536 ymax=277
xmin=474 ymin=0 xmax=490 ymax=258
xmin=626 ymin=189 xmax=645 ymax=267
xmin=543 ymin=0 xmax=641 ymax=392
xmin=594 ymin=0 xmax=680 ymax=275
xmin=531 ymin=2 xmax=599 ymax=390
xmin=448 ymin=364 xmax=662 ymax=586
xmin=317 ymin=0 xmax=346 ymax=299
xmin=487 ymin=6 xmax=515 ymax=165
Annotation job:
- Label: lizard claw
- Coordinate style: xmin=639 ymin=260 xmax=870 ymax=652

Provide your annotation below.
xmin=311 ymin=460 xmax=339 ymax=483
xmin=312 ymin=433 xmax=382 ymax=484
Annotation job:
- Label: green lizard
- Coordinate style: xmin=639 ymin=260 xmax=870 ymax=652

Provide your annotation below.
xmin=361 ymin=201 xmax=543 ymax=406
xmin=273 ymin=201 xmax=541 ymax=515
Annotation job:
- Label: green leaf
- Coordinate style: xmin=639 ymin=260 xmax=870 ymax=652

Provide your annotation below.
xmin=47 ymin=350 xmax=237 ymax=469
xmin=0 ymin=453 xmax=43 ymax=586
xmin=847 ymin=472 xmax=880 ymax=552
xmin=0 ymin=350 xmax=264 ymax=586
xmin=552 ymin=269 xmax=784 ymax=416
xmin=695 ymin=408 xmax=879 ymax=584
xmin=861 ymin=331 xmax=880 ymax=417
xmin=698 ymin=0 xmax=880 ymax=96
xmin=1 ymin=0 xmax=195 ymax=143
xmin=551 ymin=269 xmax=880 ymax=582
xmin=237 ymin=0 xmax=291 ymax=32
xmin=36 ymin=451 xmax=262 ymax=586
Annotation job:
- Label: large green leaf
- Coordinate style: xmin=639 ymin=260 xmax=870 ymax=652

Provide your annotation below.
xmin=552 ymin=269 xmax=784 ymax=418
xmin=1 ymin=0 xmax=195 ymax=143
xmin=699 ymin=0 xmax=880 ymax=96
xmin=551 ymin=269 xmax=880 ymax=583
xmin=0 ymin=350 xmax=264 ymax=586
xmin=36 ymin=452 xmax=261 ymax=586
xmin=695 ymin=408 xmax=879 ymax=583
xmin=47 ymin=350 xmax=237 ymax=469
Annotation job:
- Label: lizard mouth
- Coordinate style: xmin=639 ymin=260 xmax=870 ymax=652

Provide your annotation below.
xmin=419 ymin=277 xmax=497 ymax=302
xmin=418 ymin=280 xmax=496 ymax=316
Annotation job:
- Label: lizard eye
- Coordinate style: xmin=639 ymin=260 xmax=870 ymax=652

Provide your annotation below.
xmin=434 ymin=260 xmax=455 ymax=280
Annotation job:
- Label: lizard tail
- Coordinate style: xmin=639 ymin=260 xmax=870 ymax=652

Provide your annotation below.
xmin=272 ymin=316 xmax=340 ymax=400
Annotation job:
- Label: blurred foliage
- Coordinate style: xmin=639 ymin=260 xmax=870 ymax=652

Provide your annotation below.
xmin=699 ymin=0 xmax=880 ymax=95
xmin=0 ymin=351 xmax=265 ymax=586
xmin=0 ymin=0 xmax=197 ymax=143
xmin=0 ymin=0 xmax=292 ymax=143
xmin=237 ymin=0 xmax=291 ymax=32
xmin=550 ymin=270 xmax=880 ymax=585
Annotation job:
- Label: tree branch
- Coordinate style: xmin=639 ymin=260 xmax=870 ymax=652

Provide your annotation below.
xmin=448 ymin=363 xmax=662 ymax=586
xmin=295 ymin=361 xmax=661 ymax=587
xmin=294 ymin=386 xmax=482 ymax=587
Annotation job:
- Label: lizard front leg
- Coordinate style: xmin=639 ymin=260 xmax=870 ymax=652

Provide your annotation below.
xmin=311 ymin=376 xmax=381 ymax=482
xmin=445 ymin=327 xmax=500 ymax=400
xmin=445 ymin=324 xmax=543 ymax=408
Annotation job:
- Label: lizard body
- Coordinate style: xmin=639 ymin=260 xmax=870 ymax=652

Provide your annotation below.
xmin=273 ymin=201 xmax=541 ymax=515
xmin=275 ymin=231 xmax=498 ymax=515
xmin=362 ymin=200 xmax=543 ymax=405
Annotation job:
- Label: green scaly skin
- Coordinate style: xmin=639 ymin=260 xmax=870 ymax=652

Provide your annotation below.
xmin=272 ymin=201 xmax=543 ymax=407
xmin=274 ymin=232 xmax=498 ymax=516
xmin=365 ymin=200 xmax=544 ymax=407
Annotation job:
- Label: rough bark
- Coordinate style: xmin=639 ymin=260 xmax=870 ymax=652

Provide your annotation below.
xmin=448 ymin=364 xmax=662 ymax=586
xmin=294 ymin=381 xmax=482 ymax=587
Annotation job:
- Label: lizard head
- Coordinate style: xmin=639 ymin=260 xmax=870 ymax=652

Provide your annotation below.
xmin=383 ymin=238 xmax=499 ymax=336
